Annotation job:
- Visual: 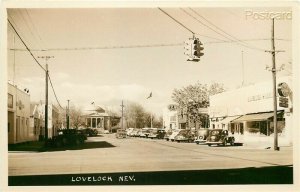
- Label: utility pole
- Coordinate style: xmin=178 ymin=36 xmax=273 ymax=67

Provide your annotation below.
xmin=38 ymin=56 xmax=54 ymax=140
xmin=266 ymin=19 xmax=280 ymax=151
xmin=121 ymin=100 xmax=124 ymax=129
xmin=241 ymin=51 xmax=245 ymax=86
xmin=271 ymin=19 xmax=279 ymax=151
xmin=150 ymin=113 xmax=153 ymax=128
xmin=67 ymin=100 xmax=70 ymax=129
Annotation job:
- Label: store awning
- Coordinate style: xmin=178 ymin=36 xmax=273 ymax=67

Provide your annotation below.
xmin=231 ymin=112 xmax=274 ymax=122
xmin=219 ymin=116 xmax=241 ymax=124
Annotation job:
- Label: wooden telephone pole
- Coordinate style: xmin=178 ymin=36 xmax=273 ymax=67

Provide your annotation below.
xmin=38 ymin=56 xmax=54 ymax=140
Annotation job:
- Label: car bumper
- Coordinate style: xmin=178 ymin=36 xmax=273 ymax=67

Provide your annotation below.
xmin=206 ymin=141 xmax=223 ymax=144
xmin=195 ymin=139 xmax=206 ymax=143
xmin=175 ymin=138 xmax=188 ymax=141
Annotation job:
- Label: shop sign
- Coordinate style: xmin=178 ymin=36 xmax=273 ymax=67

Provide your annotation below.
xmin=16 ymin=100 xmax=24 ymax=110
xmin=278 ymin=82 xmax=290 ymax=97
xmin=248 ymin=92 xmax=272 ymax=102
xmin=279 ymin=97 xmax=288 ymax=108
xmin=168 ymin=104 xmax=178 ymax=111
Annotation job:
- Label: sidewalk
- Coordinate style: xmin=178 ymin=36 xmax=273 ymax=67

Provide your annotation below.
xmin=234 ymin=134 xmax=292 ymax=149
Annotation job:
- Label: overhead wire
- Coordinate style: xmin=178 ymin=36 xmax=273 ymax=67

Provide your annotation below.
xmin=158 ymin=7 xmax=195 ymax=35
xmin=8 ymin=19 xmax=46 ymax=71
xmin=8 ymin=38 xmax=290 ymax=52
xmin=181 ymin=8 xmax=267 ymax=52
xmin=189 ymin=8 xmax=247 ymax=44
xmin=8 ymin=18 xmax=64 ymax=109
xmin=9 ymin=43 xmax=184 ymax=52
xmin=17 ymin=9 xmax=42 ymax=50
xmin=25 ymin=9 xmax=47 ymax=49
xmin=48 ymin=75 xmax=64 ymax=109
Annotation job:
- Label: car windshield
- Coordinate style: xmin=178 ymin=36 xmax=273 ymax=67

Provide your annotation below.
xmin=210 ymin=130 xmax=222 ymax=135
xmin=117 ymin=129 xmax=126 ymax=133
xmin=198 ymin=129 xmax=208 ymax=135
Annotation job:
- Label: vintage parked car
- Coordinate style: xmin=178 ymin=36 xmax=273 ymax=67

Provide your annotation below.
xmin=195 ymin=128 xmax=209 ymax=144
xmin=157 ymin=129 xmax=166 ymax=139
xmin=206 ymin=129 xmax=235 ymax=146
xmin=129 ymin=128 xmax=138 ymax=137
xmin=168 ymin=129 xmax=181 ymax=142
xmin=148 ymin=129 xmax=158 ymax=139
xmin=126 ymin=128 xmax=134 ymax=136
xmin=174 ymin=129 xmax=196 ymax=143
xmin=148 ymin=128 xmax=166 ymax=139
xmin=83 ymin=128 xmax=98 ymax=137
xmin=47 ymin=129 xmax=87 ymax=147
xmin=139 ymin=128 xmax=152 ymax=138
xmin=164 ymin=129 xmax=173 ymax=141
xmin=116 ymin=129 xmax=127 ymax=139
xmin=134 ymin=129 xmax=142 ymax=137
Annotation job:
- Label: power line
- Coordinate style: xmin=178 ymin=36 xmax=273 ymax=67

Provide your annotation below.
xmin=7 ymin=19 xmax=46 ymax=71
xmin=8 ymin=19 xmax=64 ymax=110
xmin=181 ymin=8 xmax=266 ymax=52
xmin=9 ymin=43 xmax=184 ymax=51
xmin=8 ymin=36 xmax=290 ymax=52
xmin=9 ymin=38 xmax=290 ymax=52
xmin=189 ymin=8 xmax=270 ymax=52
xmin=189 ymin=8 xmax=245 ymax=44
xmin=25 ymin=9 xmax=47 ymax=49
xmin=158 ymin=7 xmax=195 ymax=35
xmin=204 ymin=38 xmax=291 ymax=45
xmin=48 ymin=75 xmax=64 ymax=109
xmin=180 ymin=8 xmax=229 ymax=40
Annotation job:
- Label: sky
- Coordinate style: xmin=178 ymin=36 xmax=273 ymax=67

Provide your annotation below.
xmin=6 ymin=7 xmax=292 ymax=116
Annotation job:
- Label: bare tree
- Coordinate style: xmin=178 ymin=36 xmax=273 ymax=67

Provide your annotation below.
xmin=124 ymin=101 xmax=149 ymax=128
xmin=69 ymin=105 xmax=84 ymax=128
xmin=171 ymin=82 xmax=225 ymax=129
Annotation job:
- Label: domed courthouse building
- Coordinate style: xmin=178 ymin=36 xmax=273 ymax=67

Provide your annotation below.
xmin=82 ymin=104 xmax=114 ymax=133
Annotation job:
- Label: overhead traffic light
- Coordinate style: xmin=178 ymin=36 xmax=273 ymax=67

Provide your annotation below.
xmin=184 ymin=37 xmax=204 ymax=62
xmin=184 ymin=39 xmax=193 ymax=58
xmin=192 ymin=38 xmax=204 ymax=58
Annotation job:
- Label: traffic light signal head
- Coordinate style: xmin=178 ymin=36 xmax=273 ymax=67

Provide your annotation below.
xmin=192 ymin=38 xmax=204 ymax=58
xmin=184 ymin=39 xmax=193 ymax=57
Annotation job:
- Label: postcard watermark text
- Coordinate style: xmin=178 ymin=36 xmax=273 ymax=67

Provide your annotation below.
xmin=245 ymin=10 xmax=292 ymax=20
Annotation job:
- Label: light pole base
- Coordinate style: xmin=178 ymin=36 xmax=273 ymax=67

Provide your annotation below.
xmin=274 ymin=146 xmax=280 ymax=151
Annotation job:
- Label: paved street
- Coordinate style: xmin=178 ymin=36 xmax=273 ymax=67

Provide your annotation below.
xmin=8 ymin=134 xmax=292 ymax=176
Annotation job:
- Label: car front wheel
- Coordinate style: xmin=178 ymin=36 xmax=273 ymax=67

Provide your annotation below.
xmin=230 ymin=138 xmax=235 ymax=146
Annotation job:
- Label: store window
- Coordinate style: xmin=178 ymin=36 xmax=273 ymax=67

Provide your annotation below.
xmin=247 ymin=121 xmax=260 ymax=134
xmin=8 ymin=94 xmax=13 ymax=108
xmin=170 ymin=115 xmax=176 ymax=122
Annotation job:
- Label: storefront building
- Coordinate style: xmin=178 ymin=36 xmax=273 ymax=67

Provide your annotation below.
xmin=162 ymin=106 xmax=179 ymax=131
xmin=209 ymin=76 xmax=293 ymax=145
xmin=7 ymin=83 xmax=31 ymax=144
xmin=31 ymin=103 xmax=61 ymax=140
